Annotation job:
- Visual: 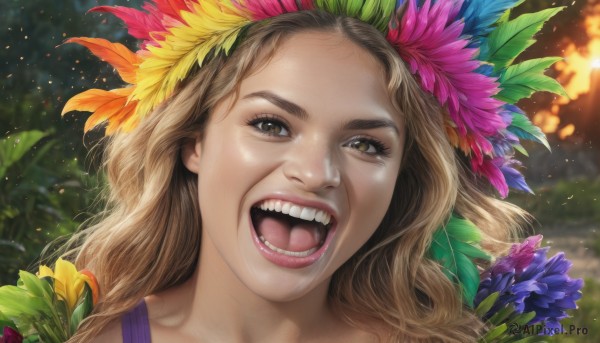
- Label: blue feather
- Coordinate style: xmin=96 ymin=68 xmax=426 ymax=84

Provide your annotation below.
xmin=458 ymin=0 xmax=524 ymax=44
xmin=474 ymin=64 xmax=496 ymax=77
xmin=500 ymin=160 xmax=533 ymax=194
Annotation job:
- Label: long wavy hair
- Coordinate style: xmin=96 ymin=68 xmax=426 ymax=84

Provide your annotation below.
xmin=67 ymin=10 xmax=532 ymax=342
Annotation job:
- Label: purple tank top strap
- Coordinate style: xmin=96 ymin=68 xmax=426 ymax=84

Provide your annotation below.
xmin=121 ymin=300 xmax=151 ymax=343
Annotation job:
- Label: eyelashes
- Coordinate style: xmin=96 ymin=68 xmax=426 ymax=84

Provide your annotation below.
xmin=246 ymin=114 xmax=290 ymax=137
xmin=347 ymin=137 xmax=391 ymax=156
xmin=246 ymin=114 xmax=392 ymax=158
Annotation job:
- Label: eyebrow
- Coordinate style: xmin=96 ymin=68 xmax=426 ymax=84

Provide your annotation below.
xmin=244 ymin=91 xmax=308 ymax=120
xmin=243 ymin=90 xmax=400 ymax=135
xmin=342 ymin=118 xmax=400 ymax=135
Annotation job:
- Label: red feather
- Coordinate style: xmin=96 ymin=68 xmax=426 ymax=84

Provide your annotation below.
xmin=153 ymin=0 xmax=191 ymax=22
xmin=90 ymin=5 xmax=166 ymax=44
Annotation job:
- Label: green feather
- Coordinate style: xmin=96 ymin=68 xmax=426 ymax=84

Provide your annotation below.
xmin=346 ymin=0 xmax=362 ymax=16
xmin=428 ymin=214 xmax=490 ymax=308
xmin=314 ymin=0 xmax=395 ymax=31
xmin=508 ymin=112 xmax=551 ymax=151
xmin=497 ymin=10 xmax=511 ymax=24
xmin=497 ymin=57 xmax=568 ymax=103
xmin=512 ymin=143 xmax=528 ymax=157
xmin=497 ymin=0 xmax=526 ymax=24
xmin=480 ymin=7 xmax=565 ymax=73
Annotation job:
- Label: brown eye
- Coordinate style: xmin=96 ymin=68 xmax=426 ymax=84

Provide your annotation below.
xmin=259 ymin=121 xmax=281 ymax=134
xmin=348 ymin=139 xmax=377 ymax=154
xmin=252 ymin=119 xmax=290 ymax=136
xmin=345 ymin=137 xmax=390 ymax=157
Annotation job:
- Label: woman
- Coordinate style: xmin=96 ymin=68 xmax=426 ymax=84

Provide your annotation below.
xmin=60 ymin=0 xmax=563 ymax=341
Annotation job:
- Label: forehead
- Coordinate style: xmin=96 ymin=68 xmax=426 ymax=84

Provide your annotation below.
xmin=219 ymin=31 xmax=402 ymax=123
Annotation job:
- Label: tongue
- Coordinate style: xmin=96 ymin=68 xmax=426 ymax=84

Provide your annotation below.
xmin=257 ymin=216 xmax=323 ymax=252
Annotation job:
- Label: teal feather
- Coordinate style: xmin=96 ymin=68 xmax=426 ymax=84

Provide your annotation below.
xmin=497 ymin=57 xmax=568 ymax=103
xmin=479 ymin=7 xmax=565 ymax=73
xmin=429 ymin=214 xmax=490 ymax=308
xmin=508 ymin=112 xmax=551 ymax=151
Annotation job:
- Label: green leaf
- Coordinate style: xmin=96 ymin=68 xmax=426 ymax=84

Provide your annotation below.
xmin=482 ymin=323 xmax=508 ymax=342
xmin=428 ymin=214 xmax=491 ymax=307
xmin=35 ymin=321 xmax=65 ymax=343
xmin=511 ymin=311 xmax=536 ymax=327
xmin=497 ymin=57 xmax=568 ymax=103
xmin=0 ymin=286 xmax=46 ymax=317
xmin=23 ymin=335 xmax=41 ymax=343
xmin=0 ymin=310 xmax=18 ymax=331
xmin=17 ymin=273 xmax=56 ymax=320
xmin=69 ymin=282 xmax=94 ymax=335
xmin=508 ymin=113 xmax=551 ymax=151
xmin=0 ymin=130 xmax=48 ymax=179
xmin=489 ymin=305 xmax=516 ymax=326
xmin=480 ymin=7 xmax=565 ymax=72
xmin=475 ymin=292 xmax=500 ymax=318
xmin=18 ymin=271 xmax=46 ymax=298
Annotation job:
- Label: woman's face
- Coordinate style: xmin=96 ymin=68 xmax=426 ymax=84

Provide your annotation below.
xmin=183 ymin=31 xmax=405 ymax=301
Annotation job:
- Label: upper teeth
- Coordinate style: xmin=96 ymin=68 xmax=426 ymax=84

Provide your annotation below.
xmin=257 ymin=200 xmax=332 ymax=226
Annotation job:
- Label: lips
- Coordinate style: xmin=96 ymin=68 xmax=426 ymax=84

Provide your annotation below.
xmin=249 ymin=196 xmax=337 ymax=269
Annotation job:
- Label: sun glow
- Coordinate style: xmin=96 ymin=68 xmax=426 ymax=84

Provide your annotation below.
xmin=535 ymin=4 xmax=600 ymax=139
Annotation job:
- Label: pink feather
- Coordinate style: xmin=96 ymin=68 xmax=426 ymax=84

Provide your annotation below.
xmin=242 ymin=0 xmax=314 ymax=20
xmin=90 ymin=5 xmax=166 ymax=42
xmin=471 ymin=157 xmax=509 ymax=198
xmin=91 ymin=2 xmax=189 ymax=51
xmin=387 ymin=0 xmax=507 ymax=162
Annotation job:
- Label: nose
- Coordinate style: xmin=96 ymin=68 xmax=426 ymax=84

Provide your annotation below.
xmin=283 ymin=140 xmax=341 ymax=192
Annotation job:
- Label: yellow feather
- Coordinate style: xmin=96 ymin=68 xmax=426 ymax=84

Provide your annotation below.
xmin=132 ymin=0 xmax=251 ymax=118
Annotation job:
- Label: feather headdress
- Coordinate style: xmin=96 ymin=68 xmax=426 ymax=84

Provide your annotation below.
xmin=62 ymin=0 xmax=565 ymax=197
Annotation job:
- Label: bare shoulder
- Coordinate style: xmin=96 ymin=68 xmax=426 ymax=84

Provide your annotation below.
xmin=87 ymin=318 xmax=122 ymax=343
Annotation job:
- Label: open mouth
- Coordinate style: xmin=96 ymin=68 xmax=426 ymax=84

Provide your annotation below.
xmin=250 ymin=199 xmax=335 ymax=259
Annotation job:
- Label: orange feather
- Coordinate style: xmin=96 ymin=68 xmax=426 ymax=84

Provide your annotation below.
xmin=62 ymin=87 xmax=138 ymax=134
xmin=65 ymin=37 xmax=141 ymax=84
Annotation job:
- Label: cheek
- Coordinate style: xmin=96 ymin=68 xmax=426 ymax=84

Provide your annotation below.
xmin=346 ymin=163 xmax=398 ymax=237
xmin=197 ymin=129 xmax=280 ymax=211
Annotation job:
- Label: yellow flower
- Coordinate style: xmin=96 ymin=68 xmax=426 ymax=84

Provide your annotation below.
xmin=37 ymin=258 xmax=91 ymax=312
xmin=38 ymin=265 xmax=54 ymax=278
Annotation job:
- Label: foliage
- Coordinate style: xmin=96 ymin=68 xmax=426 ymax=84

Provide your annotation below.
xmin=590 ymin=233 xmax=600 ymax=258
xmin=0 ymin=129 xmax=103 ymax=286
xmin=0 ymin=0 xmax=143 ymax=285
xmin=0 ymin=259 xmax=98 ymax=342
xmin=507 ymin=178 xmax=600 ymax=225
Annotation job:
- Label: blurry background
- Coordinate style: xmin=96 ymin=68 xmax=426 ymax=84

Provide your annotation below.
xmin=0 ymin=0 xmax=598 ymax=341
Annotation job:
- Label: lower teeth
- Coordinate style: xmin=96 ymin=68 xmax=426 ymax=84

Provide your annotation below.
xmin=259 ymin=236 xmax=318 ymax=257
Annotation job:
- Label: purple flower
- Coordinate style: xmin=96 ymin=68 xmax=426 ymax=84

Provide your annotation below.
xmin=0 ymin=327 xmax=23 ymax=343
xmin=491 ymin=235 xmax=541 ymax=275
xmin=475 ymin=235 xmax=583 ymax=326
